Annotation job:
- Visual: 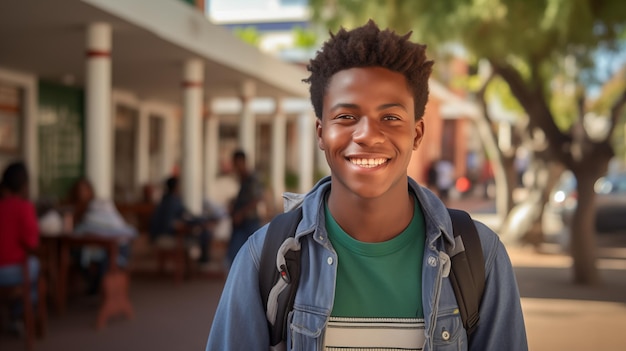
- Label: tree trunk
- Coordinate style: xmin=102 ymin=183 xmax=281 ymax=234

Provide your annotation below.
xmin=569 ymin=170 xmax=601 ymax=285
xmin=501 ymin=156 xmax=517 ymax=211
xmin=474 ymin=111 xmax=513 ymax=219
xmin=492 ymin=62 xmax=617 ymax=285
xmin=488 ymin=153 xmax=516 ymax=229
xmin=499 ymin=156 xmax=561 ymax=245
xmin=523 ymin=160 xmax=563 ymax=246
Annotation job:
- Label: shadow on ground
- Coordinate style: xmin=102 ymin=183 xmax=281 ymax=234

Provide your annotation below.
xmin=515 ymin=265 xmax=626 ymax=303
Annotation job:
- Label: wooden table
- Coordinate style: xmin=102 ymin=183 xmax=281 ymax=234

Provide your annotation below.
xmin=39 ymin=236 xmax=62 ymax=315
xmin=55 ymin=234 xmax=134 ymax=329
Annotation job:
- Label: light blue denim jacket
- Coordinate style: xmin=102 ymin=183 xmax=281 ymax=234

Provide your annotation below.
xmin=207 ymin=177 xmax=528 ymax=350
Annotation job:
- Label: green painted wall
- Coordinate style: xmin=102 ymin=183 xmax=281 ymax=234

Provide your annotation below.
xmin=38 ymin=81 xmax=84 ymax=202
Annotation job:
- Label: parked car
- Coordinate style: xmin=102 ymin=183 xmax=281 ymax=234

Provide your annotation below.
xmin=546 ymin=171 xmax=626 ymax=234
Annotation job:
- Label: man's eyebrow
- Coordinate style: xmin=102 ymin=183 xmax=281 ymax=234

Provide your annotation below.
xmin=329 ymin=102 xmax=408 ymax=111
xmin=378 ymin=103 xmax=407 ymax=111
xmin=329 ymin=103 xmax=358 ymax=111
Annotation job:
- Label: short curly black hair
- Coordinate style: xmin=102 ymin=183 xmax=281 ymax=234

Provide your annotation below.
xmin=1 ymin=161 xmax=28 ymax=194
xmin=304 ymin=20 xmax=433 ymax=120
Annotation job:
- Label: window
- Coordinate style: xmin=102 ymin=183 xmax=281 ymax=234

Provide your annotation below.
xmin=0 ymin=83 xmax=22 ymax=153
xmin=279 ymin=0 xmax=307 ymax=6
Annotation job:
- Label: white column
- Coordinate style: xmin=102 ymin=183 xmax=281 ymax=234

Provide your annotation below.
xmin=85 ymin=22 xmax=112 ymax=200
xmin=135 ymin=106 xmax=150 ymax=190
xmin=239 ymin=80 xmax=256 ymax=169
xmin=181 ymin=59 xmax=204 ymax=215
xmin=204 ymin=108 xmax=220 ymax=200
xmin=162 ymin=114 xmax=175 ymax=179
xmin=25 ymin=81 xmax=39 ymax=198
xmin=271 ymin=100 xmax=287 ymax=207
xmin=0 ymin=70 xmax=38 ymax=197
xmin=298 ymin=111 xmax=315 ymax=194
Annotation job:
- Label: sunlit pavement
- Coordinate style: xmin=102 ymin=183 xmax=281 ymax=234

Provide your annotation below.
xmin=509 ymin=244 xmax=626 ymax=351
xmin=2 ymin=196 xmax=626 ymax=350
xmin=522 ymin=298 xmax=626 ymax=351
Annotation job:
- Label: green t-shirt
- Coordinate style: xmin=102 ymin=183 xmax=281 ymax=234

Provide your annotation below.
xmin=325 ymin=196 xmax=426 ymax=318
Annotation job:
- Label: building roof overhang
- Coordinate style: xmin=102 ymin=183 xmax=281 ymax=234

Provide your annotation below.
xmin=0 ymin=0 xmax=309 ymax=105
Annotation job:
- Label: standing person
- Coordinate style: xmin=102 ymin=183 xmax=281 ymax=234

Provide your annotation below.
xmin=226 ymin=150 xmax=263 ymax=266
xmin=435 ymin=158 xmax=455 ymax=204
xmin=426 ymin=160 xmax=439 ymax=195
xmin=0 ymin=162 xmax=40 ymax=329
xmin=207 ymin=20 xmax=527 ymax=351
xmin=480 ymin=159 xmax=495 ymax=200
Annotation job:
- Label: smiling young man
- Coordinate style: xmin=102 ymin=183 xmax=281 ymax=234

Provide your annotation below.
xmin=206 ymin=20 xmax=527 ymax=351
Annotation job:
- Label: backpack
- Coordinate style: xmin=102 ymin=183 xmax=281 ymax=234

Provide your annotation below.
xmin=259 ymin=207 xmax=485 ymax=350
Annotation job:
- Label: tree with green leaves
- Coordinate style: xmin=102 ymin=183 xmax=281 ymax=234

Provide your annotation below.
xmin=309 ymin=0 xmax=626 ymax=285
xmin=233 ymin=26 xmax=261 ymax=46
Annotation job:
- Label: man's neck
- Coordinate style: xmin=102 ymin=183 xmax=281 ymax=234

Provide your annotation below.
xmin=327 ymin=187 xmax=414 ymax=243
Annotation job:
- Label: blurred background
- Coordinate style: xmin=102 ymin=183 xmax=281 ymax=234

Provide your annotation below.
xmin=0 ymin=0 xmax=625 ymax=350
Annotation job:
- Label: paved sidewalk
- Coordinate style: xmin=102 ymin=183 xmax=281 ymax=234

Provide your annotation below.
xmin=510 ymin=243 xmax=626 ymax=351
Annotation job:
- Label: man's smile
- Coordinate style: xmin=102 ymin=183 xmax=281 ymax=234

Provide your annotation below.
xmin=348 ymin=157 xmax=389 ymax=168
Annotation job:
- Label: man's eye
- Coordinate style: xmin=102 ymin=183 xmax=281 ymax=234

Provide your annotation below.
xmin=383 ymin=115 xmax=401 ymax=121
xmin=336 ymin=114 xmax=355 ymax=120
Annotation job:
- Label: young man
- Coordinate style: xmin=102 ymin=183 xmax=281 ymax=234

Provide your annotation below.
xmin=206 ymin=20 xmax=527 ymax=351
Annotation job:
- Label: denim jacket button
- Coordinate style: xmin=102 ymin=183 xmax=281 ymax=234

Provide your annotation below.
xmin=428 ymin=256 xmax=437 ymax=267
xmin=441 ymin=330 xmax=450 ymax=341
xmin=327 ymin=257 xmax=334 ymax=265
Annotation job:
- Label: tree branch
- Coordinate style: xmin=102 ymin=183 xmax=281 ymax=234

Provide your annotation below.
xmin=490 ymin=60 xmax=573 ymax=165
xmin=476 ymin=70 xmax=496 ymax=125
xmin=609 ymin=86 xmax=626 ymax=135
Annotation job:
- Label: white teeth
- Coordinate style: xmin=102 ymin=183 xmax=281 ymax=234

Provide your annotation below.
xmin=350 ymin=158 xmax=387 ymax=168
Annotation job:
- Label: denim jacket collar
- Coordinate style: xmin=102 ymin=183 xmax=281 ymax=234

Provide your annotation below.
xmin=283 ymin=175 xmax=457 ymax=250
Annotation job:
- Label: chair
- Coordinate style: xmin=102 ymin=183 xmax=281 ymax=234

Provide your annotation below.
xmin=115 ymin=201 xmax=155 ymax=236
xmin=57 ymin=235 xmax=134 ymax=330
xmin=155 ymin=226 xmax=194 ymax=285
xmin=0 ymin=259 xmax=47 ymax=351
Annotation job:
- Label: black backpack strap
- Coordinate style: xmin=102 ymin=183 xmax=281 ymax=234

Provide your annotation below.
xmin=259 ymin=207 xmax=303 ymax=349
xmin=446 ymin=208 xmax=485 ymax=339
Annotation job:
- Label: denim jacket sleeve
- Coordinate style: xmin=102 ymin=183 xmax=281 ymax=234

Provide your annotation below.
xmin=470 ymin=221 xmax=528 ymax=351
xmin=206 ymin=225 xmax=270 ymax=350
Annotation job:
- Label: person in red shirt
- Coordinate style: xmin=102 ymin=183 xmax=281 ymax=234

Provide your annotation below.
xmin=0 ymin=161 xmax=40 ymax=320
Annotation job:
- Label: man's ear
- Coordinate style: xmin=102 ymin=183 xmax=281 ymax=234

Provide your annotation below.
xmin=413 ymin=119 xmax=425 ymax=150
xmin=316 ymin=118 xmax=325 ymax=150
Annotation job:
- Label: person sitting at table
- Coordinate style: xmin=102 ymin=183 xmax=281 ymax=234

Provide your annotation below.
xmin=66 ymin=178 xmax=136 ymax=295
xmin=149 ymin=176 xmax=215 ymax=266
xmin=0 ymin=161 xmax=40 ymax=332
xmin=67 ymin=177 xmax=94 ymax=229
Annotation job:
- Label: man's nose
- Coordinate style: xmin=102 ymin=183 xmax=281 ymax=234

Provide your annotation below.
xmin=353 ymin=117 xmax=385 ymax=146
